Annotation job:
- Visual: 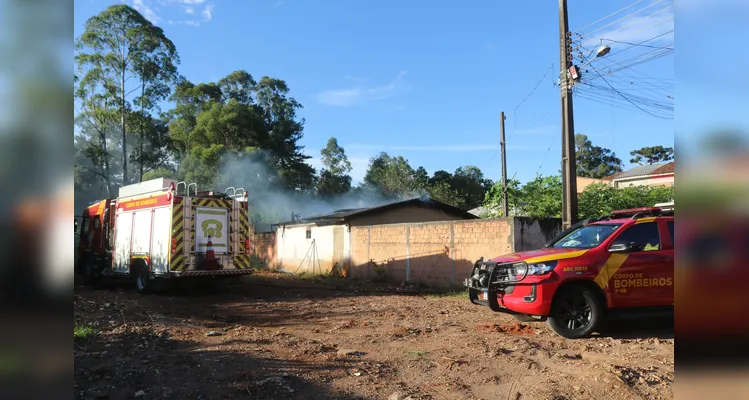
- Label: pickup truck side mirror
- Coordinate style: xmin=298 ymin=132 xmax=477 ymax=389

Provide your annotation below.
xmin=609 ymin=242 xmax=641 ymax=253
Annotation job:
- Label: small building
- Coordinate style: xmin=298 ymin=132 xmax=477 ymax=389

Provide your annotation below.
xmin=275 ymin=196 xmax=478 ymax=274
xmin=577 ymin=176 xmax=605 ymax=193
xmin=604 ymin=161 xmax=675 ymax=189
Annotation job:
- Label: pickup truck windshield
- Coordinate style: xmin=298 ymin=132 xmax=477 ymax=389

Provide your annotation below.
xmin=552 ymin=224 xmax=622 ymax=249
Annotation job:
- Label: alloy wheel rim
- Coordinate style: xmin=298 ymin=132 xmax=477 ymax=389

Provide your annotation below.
xmin=558 ymin=295 xmax=592 ymax=331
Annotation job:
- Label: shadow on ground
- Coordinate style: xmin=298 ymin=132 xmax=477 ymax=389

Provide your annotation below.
xmin=74 ymin=320 xmax=372 ymax=400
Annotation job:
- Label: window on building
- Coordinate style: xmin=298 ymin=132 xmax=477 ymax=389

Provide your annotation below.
xmin=611 ymin=222 xmax=661 ymax=252
xmin=306 ymin=229 xmax=312 ymax=239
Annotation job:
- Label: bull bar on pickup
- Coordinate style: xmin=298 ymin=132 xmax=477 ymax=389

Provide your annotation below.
xmin=464 ymin=257 xmax=529 ymax=314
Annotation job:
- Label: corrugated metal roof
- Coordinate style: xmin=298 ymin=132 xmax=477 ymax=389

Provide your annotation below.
xmin=280 ymin=196 xmax=478 ymax=226
xmin=607 ymin=161 xmax=674 ymax=180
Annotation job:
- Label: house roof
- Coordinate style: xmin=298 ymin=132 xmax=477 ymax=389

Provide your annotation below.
xmin=605 ymin=161 xmax=675 ymax=181
xmin=280 ymin=195 xmax=478 ymax=226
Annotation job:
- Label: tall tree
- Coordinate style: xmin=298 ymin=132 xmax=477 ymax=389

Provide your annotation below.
xmin=425 ymin=166 xmax=493 ymax=210
xmin=316 ymin=137 xmax=353 ymax=197
xmin=169 ymin=71 xmax=315 ymax=192
xmin=75 ymin=4 xmax=179 ymax=185
xmin=629 ymin=145 xmax=674 ymax=165
xmin=575 ymin=133 xmax=623 ymax=178
xmin=363 ymin=152 xmax=420 ymax=198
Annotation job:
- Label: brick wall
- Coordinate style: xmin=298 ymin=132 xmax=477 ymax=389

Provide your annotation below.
xmin=349 ymin=218 xmax=522 ymax=287
xmin=250 ymin=231 xmax=277 ymax=269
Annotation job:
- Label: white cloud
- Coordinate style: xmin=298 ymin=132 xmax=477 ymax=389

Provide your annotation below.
xmin=133 ymin=0 xmax=160 ymax=23
xmin=272 ymin=0 xmax=286 ymax=7
xmin=168 ymin=19 xmax=200 ymax=27
xmin=486 ymin=43 xmax=496 ymax=51
xmin=185 ymin=7 xmax=195 ymax=15
xmin=167 ymin=0 xmax=206 ymax=4
xmin=582 ymin=2 xmax=674 ymax=47
xmin=201 ymin=4 xmax=214 ymax=21
xmin=316 ymin=70 xmax=410 ymax=107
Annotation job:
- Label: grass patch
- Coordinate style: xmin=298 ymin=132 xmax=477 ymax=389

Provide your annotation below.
xmin=74 ymin=324 xmax=96 ymax=342
xmin=429 ymin=288 xmax=468 ymax=298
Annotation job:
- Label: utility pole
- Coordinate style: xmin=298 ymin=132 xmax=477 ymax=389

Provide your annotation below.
xmin=500 ymin=112 xmax=509 ymax=217
xmin=559 ymin=0 xmax=578 ymax=229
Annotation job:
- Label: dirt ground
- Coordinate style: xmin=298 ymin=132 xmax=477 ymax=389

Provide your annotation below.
xmin=74 ymin=272 xmax=674 ymax=400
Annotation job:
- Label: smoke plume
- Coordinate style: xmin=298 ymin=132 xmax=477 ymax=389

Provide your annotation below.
xmin=216 ymin=151 xmax=423 ymax=229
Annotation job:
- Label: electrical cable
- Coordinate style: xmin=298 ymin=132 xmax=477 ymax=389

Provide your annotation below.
xmin=572 ymin=0 xmax=648 ymax=33
xmin=581 ymin=5 xmax=673 ymax=40
xmin=491 ymin=63 xmax=554 ymax=161
xmin=576 ymin=0 xmax=668 ymax=38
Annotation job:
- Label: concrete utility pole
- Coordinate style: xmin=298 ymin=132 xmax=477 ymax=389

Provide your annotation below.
xmin=500 ymin=112 xmax=509 ymax=217
xmin=559 ymin=0 xmax=578 ymax=229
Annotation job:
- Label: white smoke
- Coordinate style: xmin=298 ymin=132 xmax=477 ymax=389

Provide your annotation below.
xmin=215 ymin=150 xmax=424 ymax=228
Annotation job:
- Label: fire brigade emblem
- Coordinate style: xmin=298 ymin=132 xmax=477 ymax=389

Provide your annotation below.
xmin=201 ymin=219 xmax=223 ymax=239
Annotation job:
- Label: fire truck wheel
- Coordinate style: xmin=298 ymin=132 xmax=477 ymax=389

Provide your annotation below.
xmin=133 ymin=265 xmax=152 ymax=294
xmin=546 ymin=285 xmax=603 ymax=339
xmin=80 ymin=259 xmax=99 ymax=285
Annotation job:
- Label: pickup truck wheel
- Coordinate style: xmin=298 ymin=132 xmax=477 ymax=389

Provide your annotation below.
xmin=546 ymin=285 xmax=602 ymax=339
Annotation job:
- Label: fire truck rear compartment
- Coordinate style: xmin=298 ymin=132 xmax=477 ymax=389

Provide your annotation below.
xmin=114 ymin=206 xmax=172 ymax=276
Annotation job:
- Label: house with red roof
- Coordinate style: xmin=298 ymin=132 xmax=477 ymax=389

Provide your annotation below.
xmin=604 ymin=161 xmax=675 ymax=189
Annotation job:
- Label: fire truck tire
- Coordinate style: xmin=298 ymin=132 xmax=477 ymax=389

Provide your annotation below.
xmin=546 ymin=285 xmax=603 ymax=339
xmin=82 ymin=261 xmax=100 ymax=285
xmin=133 ymin=264 xmax=152 ymax=294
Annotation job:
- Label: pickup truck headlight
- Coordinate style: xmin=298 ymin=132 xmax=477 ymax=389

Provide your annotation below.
xmin=514 ymin=260 xmax=558 ymax=276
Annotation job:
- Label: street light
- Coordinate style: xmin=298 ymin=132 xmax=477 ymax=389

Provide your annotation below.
xmin=579 ymin=45 xmax=611 ymax=71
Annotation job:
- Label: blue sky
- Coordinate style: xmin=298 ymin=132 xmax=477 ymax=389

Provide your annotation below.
xmin=75 ymin=0 xmax=675 ymax=185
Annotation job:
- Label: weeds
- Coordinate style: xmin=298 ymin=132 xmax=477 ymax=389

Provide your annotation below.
xmin=429 ymin=288 xmax=468 ymax=298
xmin=74 ymin=324 xmax=96 ymax=342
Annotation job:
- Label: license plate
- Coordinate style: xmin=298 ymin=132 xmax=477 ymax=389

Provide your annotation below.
xmin=481 ymin=290 xmax=488 ymax=301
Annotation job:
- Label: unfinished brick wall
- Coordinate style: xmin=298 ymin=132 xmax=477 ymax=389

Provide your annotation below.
xmin=349 ymin=218 xmax=517 ymax=287
xmin=250 ymin=231 xmax=277 ymax=269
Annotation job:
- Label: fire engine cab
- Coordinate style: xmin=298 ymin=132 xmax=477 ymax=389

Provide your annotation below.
xmin=465 ymin=204 xmax=674 ymax=338
xmin=75 ymin=178 xmax=254 ymax=293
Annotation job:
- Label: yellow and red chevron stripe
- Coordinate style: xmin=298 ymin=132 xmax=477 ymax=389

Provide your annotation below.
xmin=170 ymin=200 xmax=185 ymax=272
xmin=234 ymin=205 xmax=251 ymax=269
xmin=191 ymin=198 xmax=234 ymax=209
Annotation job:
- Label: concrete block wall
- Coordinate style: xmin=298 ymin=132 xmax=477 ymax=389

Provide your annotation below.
xmin=250 ymin=231 xmax=277 ymax=269
xmin=349 ymin=217 xmax=561 ymax=288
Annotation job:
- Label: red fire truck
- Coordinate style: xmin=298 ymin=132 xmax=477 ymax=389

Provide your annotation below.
xmin=465 ymin=205 xmax=674 ymax=338
xmin=75 ymin=178 xmax=254 ymax=293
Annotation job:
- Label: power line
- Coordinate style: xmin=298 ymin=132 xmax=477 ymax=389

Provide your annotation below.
xmin=592 ymin=37 xmax=673 ymax=50
xmin=572 ymin=0 xmax=648 ymax=33
xmin=574 ymin=91 xmax=672 ymax=119
xmin=581 ymin=64 xmax=673 ymax=119
xmin=576 ymin=0 xmax=668 ymax=38
xmin=535 ymin=146 xmax=552 ymax=175
xmin=582 ymin=5 xmax=674 ymax=40
xmin=509 ymin=63 xmax=555 ymax=142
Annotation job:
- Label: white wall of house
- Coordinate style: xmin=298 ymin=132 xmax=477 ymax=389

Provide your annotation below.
xmin=613 ymin=174 xmax=674 ymax=189
xmin=276 ymin=223 xmax=350 ymax=274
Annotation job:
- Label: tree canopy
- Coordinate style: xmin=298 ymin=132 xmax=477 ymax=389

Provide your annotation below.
xmin=629 ymin=145 xmax=674 ymax=165
xmin=575 ymin=133 xmax=623 ymax=179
